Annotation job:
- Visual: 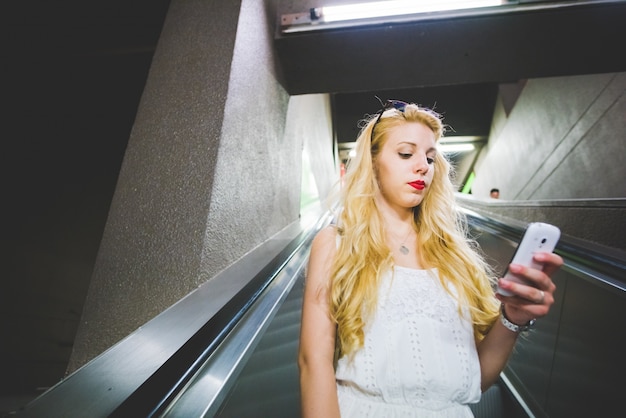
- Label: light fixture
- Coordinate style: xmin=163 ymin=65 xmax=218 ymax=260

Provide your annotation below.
xmin=439 ymin=143 xmax=475 ymax=153
xmin=314 ymin=0 xmax=505 ymax=23
xmin=439 ymin=136 xmax=484 ymax=153
xmin=281 ymin=0 xmax=507 ymax=32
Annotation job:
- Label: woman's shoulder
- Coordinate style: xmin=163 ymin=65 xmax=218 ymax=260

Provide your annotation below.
xmin=309 ymin=226 xmax=341 ymax=263
xmin=306 ymin=226 xmax=339 ymax=288
xmin=311 ymin=225 xmax=339 ymax=250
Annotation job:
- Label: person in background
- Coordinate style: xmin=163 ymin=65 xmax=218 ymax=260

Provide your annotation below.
xmin=299 ymin=99 xmax=562 ymax=417
xmin=490 ymin=188 xmax=500 ymax=199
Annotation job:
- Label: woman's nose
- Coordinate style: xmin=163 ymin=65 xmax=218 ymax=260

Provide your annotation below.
xmin=414 ymin=156 xmax=429 ymax=173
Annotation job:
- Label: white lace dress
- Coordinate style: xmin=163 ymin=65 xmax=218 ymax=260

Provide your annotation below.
xmin=335 ymin=266 xmax=481 ymax=417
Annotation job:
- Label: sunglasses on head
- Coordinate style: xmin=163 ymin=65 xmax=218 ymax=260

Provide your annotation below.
xmin=371 ymin=98 xmax=410 ymax=142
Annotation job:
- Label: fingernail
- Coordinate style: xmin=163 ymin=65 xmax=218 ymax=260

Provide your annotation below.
xmin=534 ymin=253 xmax=546 ymax=261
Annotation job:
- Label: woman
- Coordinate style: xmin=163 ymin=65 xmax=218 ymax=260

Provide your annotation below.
xmin=298 ymin=100 xmax=562 ymax=417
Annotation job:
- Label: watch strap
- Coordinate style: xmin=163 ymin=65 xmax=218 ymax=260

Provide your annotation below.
xmin=500 ymin=304 xmax=536 ymax=333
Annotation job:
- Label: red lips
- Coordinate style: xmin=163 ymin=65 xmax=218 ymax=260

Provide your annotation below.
xmin=409 ymin=180 xmax=425 ymax=190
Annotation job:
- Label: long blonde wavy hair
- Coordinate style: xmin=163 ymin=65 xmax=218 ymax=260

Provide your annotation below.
xmin=330 ymin=102 xmax=500 ymax=359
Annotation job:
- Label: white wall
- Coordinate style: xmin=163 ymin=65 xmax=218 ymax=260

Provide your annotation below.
xmin=287 ymin=94 xmax=337 ymax=207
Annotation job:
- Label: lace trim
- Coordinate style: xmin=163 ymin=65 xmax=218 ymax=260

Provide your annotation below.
xmin=378 ymin=267 xmax=461 ymax=325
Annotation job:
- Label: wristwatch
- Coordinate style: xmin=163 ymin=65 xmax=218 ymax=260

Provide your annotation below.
xmin=500 ymin=304 xmax=536 ymax=333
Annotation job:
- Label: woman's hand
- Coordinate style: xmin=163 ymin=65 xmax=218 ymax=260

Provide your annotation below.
xmin=495 ymin=252 xmax=564 ymax=326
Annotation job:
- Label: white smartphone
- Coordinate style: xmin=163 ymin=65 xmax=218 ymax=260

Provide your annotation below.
xmin=496 ymin=222 xmax=561 ymax=296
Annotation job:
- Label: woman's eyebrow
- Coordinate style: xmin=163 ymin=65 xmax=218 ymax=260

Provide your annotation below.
xmin=396 ymin=142 xmax=437 ymax=154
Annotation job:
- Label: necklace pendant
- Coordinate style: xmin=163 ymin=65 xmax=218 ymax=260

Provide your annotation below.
xmin=400 ymin=245 xmax=409 ymax=255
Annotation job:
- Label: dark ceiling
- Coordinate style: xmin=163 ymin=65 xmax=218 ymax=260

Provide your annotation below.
xmin=331 ymin=83 xmax=499 ymax=143
xmin=1 ymin=0 xmax=173 ymax=401
xmin=4 ymin=1 xmax=624 ymax=149
xmin=275 ymin=0 xmax=626 ymax=144
xmin=1 ymin=1 xmax=171 ymax=56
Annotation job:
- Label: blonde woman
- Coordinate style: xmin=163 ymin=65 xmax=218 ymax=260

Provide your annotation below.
xmin=298 ymin=100 xmax=562 ymax=417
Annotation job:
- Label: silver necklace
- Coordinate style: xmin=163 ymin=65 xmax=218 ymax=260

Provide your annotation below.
xmin=397 ymin=228 xmax=413 ymax=255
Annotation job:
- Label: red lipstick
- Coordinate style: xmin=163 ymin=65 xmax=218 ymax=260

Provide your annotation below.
xmin=409 ymin=180 xmax=425 ymax=190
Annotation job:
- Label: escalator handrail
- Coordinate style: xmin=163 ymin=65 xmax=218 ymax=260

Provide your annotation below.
xmin=461 ymin=206 xmax=626 ymax=292
xmin=160 ymin=222 xmax=317 ymax=417
xmin=109 ymin=210 xmax=331 ymax=417
xmin=19 ymin=209 xmax=331 ymax=418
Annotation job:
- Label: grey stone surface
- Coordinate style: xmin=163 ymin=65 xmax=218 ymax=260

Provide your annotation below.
xmin=67 ymin=0 xmax=313 ymax=372
xmin=472 ymin=72 xmax=626 ymax=200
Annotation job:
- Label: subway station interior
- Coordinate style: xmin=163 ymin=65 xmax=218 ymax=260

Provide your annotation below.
xmin=2 ymin=0 xmax=625 ymax=417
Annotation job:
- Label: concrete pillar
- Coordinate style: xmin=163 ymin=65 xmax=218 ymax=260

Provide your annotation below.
xmin=67 ymin=0 xmax=300 ymax=372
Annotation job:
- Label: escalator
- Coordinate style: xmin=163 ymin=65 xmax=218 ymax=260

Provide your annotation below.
xmin=16 ymin=202 xmax=626 ymax=417
xmin=207 ymin=206 xmax=626 ymax=418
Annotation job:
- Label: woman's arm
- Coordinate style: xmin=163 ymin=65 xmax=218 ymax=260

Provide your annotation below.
xmin=477 ymin=252 xmax=563 ymax=391
xmin=299 ymin=226 xmax=341 ymax=418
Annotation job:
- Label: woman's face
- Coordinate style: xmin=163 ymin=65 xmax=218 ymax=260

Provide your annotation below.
xmin=374 ymin=121 xmax=437 ymax=211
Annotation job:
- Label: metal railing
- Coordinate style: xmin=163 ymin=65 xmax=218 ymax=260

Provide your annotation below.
xmin=18 ymin=201 xmax=625 ymax=417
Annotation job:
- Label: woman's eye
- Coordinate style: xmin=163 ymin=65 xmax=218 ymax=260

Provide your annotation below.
xmin=399 ymin=153 xmax=412 ymax=159
xmin=427 ymin=157 xmax=435 ymax=164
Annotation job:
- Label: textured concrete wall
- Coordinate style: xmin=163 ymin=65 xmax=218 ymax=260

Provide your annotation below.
xmin=472 ymin=72 xmax=626 ymax=200
xmin=67 ymin=0 xmax=299 ymax=372
xmin=458 ymin=196 xmax=626 ymax=252
xmin=199 ymin=0 xmax=296 ymax=278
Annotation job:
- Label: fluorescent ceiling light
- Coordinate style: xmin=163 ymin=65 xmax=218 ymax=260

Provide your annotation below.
xmin=439 ymin=136 xmax=485 ymax=144
xmin=316 ymin=0 xmax=505 ymax=23
xmin=440 ymin=143 xmax=475 ymax=153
